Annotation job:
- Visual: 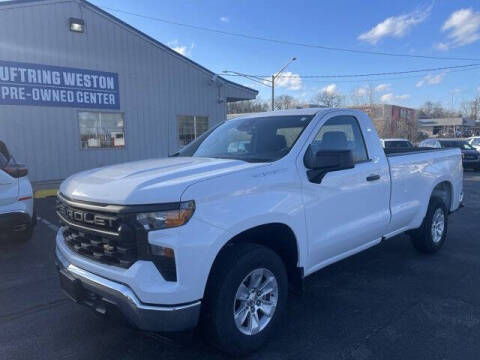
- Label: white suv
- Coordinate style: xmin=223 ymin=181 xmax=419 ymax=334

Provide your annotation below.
xmin=0 ymin=141 xmax=35 ymax=241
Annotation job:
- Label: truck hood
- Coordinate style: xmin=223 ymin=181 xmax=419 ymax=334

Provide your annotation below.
xmin=60 ymin=157 xmax=266 ymax=205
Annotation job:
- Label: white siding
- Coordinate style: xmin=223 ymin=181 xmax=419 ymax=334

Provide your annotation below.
xmin=0 ymin=0 xmax=256 ymax=182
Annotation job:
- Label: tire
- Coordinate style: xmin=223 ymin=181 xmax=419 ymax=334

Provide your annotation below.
xmin=201 ymin=243 xmax=288 ymax=355
xmin=410 ymin=197 xmax=448 ymax=254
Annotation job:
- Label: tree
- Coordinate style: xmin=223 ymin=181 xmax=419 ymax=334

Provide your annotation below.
xmin=461 ymin=96 xmax=480 ymax=121
xmin=417 ymin=101 xmax=459 ymax=119
xmin=227 ymin=99 xmax=269 ymax=114
xmin=312 ymin=91 xmax=344 ymax=108
xmin=350 ymin=84 xmax=376 ymax=106
xmin=274 ymin=95 xmax=298 ymax=110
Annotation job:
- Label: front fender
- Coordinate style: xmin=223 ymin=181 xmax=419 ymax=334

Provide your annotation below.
xmin=181 ymin=163 xmax=308 ymax=269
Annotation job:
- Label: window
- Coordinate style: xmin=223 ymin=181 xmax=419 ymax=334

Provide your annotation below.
xmin=471 ymin=138 xmax=480 ymax=146
xmin=177 ymin=115 xmax=209 ymax=147
xmin=384 ymin=140 xmax=413 ymax=149
xmin=0 ymin=141 xmax=9 ymax=162
xmin=277 ymin=127 xmax=304 ymax=148
xmin=79 ymin=112 xmax=125 ymax=149
xmin=0 ymin=152 xmax=7 ymax=169
xmin=178 ymin=115 xmax=313 ymax=162
xmin=440 ymin=140 xmax=474 ymax=150
xmin=312 ymin=116 xmax=368 ymax=163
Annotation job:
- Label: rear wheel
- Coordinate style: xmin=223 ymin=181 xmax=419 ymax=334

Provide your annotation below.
xmin=201 ymin=243 xmax=288 ymax=355
xmin=410 ymin=197 xmax=448 ymax=253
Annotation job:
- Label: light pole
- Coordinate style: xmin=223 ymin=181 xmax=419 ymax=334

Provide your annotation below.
xmin=223 ymin=57 xmax=297 ymax=111
xmin=271 ymin=57 xmax=296 ymax=111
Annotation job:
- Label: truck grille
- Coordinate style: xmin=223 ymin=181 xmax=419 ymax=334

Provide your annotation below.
xmin=56 ymin=196 xmax=138 ymax=268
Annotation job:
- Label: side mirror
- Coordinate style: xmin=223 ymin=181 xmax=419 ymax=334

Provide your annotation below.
xmin=304 ymin=145 xmax=354 ymax=183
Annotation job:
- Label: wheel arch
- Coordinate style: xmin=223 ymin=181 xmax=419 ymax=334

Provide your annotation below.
xmin=430 ymin=179 xmax=453 ymax=211
xmin=205 ymin=222 xmax=304 ymax=296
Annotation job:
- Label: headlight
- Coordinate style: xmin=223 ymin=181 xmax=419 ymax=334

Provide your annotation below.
xmin=136 ymin=200 xmax=195 ymax=231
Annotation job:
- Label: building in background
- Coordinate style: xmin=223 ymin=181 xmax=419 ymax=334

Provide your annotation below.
xmin=351 ymin=104 xmax=416 ymax=140
xmin=0 ymin=0 xmax=257 ymax=183
xmin=417 ymin=117 xmax=476 ymax=138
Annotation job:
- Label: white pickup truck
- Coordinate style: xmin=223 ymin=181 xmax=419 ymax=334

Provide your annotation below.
xmin=55 ymin=108 xmax=463 ymax=354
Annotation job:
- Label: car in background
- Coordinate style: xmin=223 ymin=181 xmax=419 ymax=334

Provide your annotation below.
xmin=419 ymin=138 xmax=480 ymax=171
xmin=380 ymin=138 xmax=414 ymax=150
xmin=468 ymin=137 xmax=480 ymax=151
xmin=0 ymin=141 xmax=35 ymax=241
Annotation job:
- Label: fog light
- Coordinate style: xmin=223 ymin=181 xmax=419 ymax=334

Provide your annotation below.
xmin=150 ymin=245 xmax=177 ymax=282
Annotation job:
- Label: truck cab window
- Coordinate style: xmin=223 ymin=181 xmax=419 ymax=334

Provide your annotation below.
xmin=313 ymin=116 xmax=368 ymax=163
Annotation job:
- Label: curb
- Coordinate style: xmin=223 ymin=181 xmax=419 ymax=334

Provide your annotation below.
xmin=34 ymin=189 xmax=58 ymax=199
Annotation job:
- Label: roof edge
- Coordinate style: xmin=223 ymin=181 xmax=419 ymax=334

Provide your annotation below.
xmin=0 ymin=0 xmax=258 ymax=97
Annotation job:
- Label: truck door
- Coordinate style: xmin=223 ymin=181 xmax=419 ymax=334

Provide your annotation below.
xmin=297 ymin=113 xmax=390 ymax=272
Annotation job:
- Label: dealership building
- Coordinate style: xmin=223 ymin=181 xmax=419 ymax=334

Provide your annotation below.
xmin=0 ymin=0 xmax=257 ymax=183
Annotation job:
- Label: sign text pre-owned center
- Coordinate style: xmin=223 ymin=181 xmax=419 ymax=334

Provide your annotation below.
xmin=0 ymin=60 xmax=120 ymax=109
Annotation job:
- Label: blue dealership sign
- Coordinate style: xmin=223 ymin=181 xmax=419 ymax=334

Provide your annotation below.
xmin=0 ymin=60 xmax=120 ymax=109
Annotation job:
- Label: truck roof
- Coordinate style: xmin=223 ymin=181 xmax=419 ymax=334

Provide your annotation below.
xmin=382 ymin=138 xmax=411 ymax=142
xmin=231 ymin=108 xmax=339 ymax=119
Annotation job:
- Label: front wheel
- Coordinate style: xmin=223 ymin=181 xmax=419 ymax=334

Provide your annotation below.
xmin=201 ymin=243 xmax=288 ymax=355
xmin=410 ymin=197 xmax=448 ymax=253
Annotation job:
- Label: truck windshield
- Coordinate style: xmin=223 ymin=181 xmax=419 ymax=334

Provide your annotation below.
xmin=177 ymin=115 xmax=314 ymax=162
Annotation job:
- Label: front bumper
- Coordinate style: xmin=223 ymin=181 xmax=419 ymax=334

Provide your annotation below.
xmin=55 ymin=247 xmax=201 ymax=332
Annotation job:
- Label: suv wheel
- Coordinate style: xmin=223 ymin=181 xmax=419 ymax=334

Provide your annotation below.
xmin=201 ymin=243 xmax=287 ymax=355
xmin=410 ymin=197 xmax=448 ymax=253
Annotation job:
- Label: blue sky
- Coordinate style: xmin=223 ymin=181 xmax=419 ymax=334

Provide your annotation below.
xmin=91 ymin=0 xmax=480 ymax=109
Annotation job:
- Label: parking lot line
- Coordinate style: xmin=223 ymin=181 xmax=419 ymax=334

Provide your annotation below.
xmin=37 ymin=216 xmax=59 ymax=232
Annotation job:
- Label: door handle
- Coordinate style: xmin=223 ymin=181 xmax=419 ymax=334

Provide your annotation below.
xmin=366 ymin=174 xmax=380 ymax=181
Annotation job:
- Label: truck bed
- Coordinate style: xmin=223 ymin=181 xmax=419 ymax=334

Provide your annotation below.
xmin=384 ymin=147 xmax=449 ymax=156
xmin=384 ymin=146 xmax=462 ymax=235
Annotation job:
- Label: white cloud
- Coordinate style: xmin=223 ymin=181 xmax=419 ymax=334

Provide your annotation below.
xmin=321 ymin=83 xmax=337 ymax=94
xmin=374 ymin=83 xmax=391 ymax=93
xmin=438 ymin=8 xmax=480 ymax=49
xmin=265 ymin=72 xmax=302 ymax=90
xmin=168 ymin=40 xmax=194 ymax=56
xmin=434 ymin=42 xmax=449 ymax=51
xmin=220 ymin=16 xmax=230 ymax=23
xmin=172 ymin=46 xmax=188 ymax=55
xmin=358 ymin=4 xmax=432 ymax=44
xmin=380 ymin=93 xmax=410 ymax=103
xmin=354 ymin=86 xmax=368 ymax=96
xmin=416 ymin=72 xmax=446 ymax=87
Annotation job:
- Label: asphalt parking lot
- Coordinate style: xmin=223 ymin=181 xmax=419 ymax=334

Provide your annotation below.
xmin=1 ymin=172 xmax=480 ymax=360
